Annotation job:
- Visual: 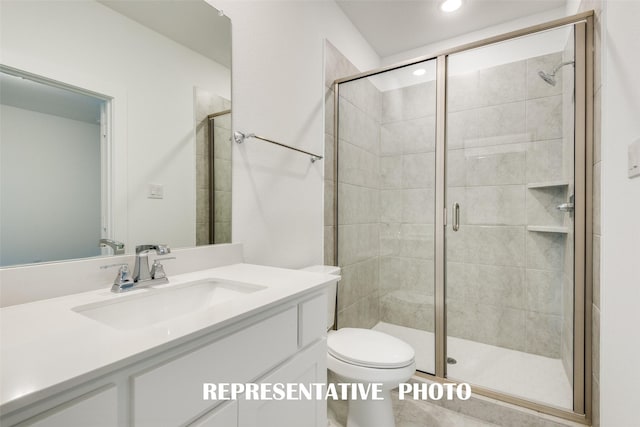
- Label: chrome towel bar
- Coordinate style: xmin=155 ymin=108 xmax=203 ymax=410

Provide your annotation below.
xmin=233 ymin=131 xmax=323 ymax=162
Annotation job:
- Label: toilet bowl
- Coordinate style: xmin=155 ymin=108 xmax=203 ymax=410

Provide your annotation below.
xmin=301 ymin=266 xmax=416 ymax=427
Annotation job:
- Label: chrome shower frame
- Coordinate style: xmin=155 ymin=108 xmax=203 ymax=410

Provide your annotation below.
xmin=332 ymin=10 xmax=594 ymax=425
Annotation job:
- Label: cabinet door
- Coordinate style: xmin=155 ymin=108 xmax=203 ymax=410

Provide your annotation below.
xmin=132 ymin=308 xmax=297 ymax=427
xmin=239 ymin=340 xmax=327 ymax=427
xmin=22 ymin=387 xmax=117 ymax=427
xmin=189 ymin=401 xmax=237 ymax=427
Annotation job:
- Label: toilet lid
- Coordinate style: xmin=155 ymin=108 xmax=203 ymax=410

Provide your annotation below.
xmin=328 ymin=328 xmax=415 ymax=369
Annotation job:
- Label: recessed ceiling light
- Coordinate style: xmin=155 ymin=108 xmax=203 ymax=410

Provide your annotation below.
xmin=441 ymin=0 xmax=462 ymax=13
xmin=413 ymin=68 xmax=426 ymax=76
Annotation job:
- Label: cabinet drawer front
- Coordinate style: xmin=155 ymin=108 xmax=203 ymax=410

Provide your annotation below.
xmin=238 ymin=340 xmax=327 ymax=427
xmin=189 ymin=401 xmax=237 ymax=427
xmin=299 ymin=294 xmax=327 ymax=348
xmin=21 ymin=387 xmax=117 ymax=427
xmin=132 ymin=308 xmax=297 ymax=427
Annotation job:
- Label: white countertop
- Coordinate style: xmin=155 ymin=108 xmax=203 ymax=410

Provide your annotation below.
xmin=0 ymin=263 xmax=336 ymax=412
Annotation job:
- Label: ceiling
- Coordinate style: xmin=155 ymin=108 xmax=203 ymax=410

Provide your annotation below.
xmin=336 ymin=0 xmax=567 ymax=58
xmin=98 ymin=0 xmax=231 ymax=68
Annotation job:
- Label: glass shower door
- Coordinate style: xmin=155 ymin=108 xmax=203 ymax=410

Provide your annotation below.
xmin=444 ymin=25 xmax=577 ymax=409
xmin=336 ymin=59 xmax=438 ymax=374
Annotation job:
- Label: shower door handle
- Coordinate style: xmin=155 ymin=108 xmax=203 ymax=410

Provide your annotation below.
xmin=452 ymin=203 xmax=460 ymax=232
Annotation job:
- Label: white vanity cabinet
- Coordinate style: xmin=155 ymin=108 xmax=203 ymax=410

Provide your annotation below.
xmin=16 ymin=387 xmax=118 ymax=427
xmin=238 ymin=340 xmax=327 ymax=427
xmin=189 ymin=401 xmax=238 ymax=427
xmin=4 ymin=292 xmax=329 ymax=427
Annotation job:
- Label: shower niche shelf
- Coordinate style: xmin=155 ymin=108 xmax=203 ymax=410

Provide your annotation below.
xmin=527 ymin=225 xmax=570 ymax=234
xmin=527 ymin=180 xmax=570 ymax=189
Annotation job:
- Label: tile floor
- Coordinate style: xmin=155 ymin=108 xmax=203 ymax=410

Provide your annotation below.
xmin=328 ymin=389 xmax=500 ymax=427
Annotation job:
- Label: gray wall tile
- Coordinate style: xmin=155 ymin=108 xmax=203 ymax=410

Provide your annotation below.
xmin=338 ymin=257 xmax=379 ymax=311
xmin=324 ymin=40 xmax=358 ymax=89
xmin=465 ymin=146 xmax=526 ymax=186
xmin=447 ymin=262 xmax=525 ymax=309
xmin=324 ymin=226 xmax=335 ymax=265
xmin=479 ymin=60 xmax=526 ymax=106
xmin=402 ymin=152 xmax=436 ymax=189
xmin=380 ymin=256 xmax=435 ymax=294
xmin=465 ymin=186 xmax=526 ymax=225
xmin=338 ymin=292 xmax=380 ymax=329
xmin=526 ymin=139 xmax=564 ymax=183
xmin=382 ymin=81 xmax=436 ymax=123
xmin=526 ymin=95 xmax=563 ymax=141
xmin=449 ymin=226 xmax=526 ymax=267
xmin=337 ymin=183 xmax=379 ymax=225
xmin=525 ymin=312 xmax=562 ymax=357
xmin=447 ymin=109 xmax=478 ymax=149
xmin=526 ymin=269 xmax=562 ymax=315
xmin=380 ymin=155 xmax=402 ymax=189
xmin=380 ymin=190 xmax=403 ymax=223
xmin=340 ymin=77 xmax=382 ymax=121
xmin=447 ymin=300 xmax=526 ymax=351
xmin=338 ymin=97 xmax=379 ymax=154
xmin=338 ymin=224 xmax=379 ymax=266
xmin=474 ymin=102 xmax=527 ymax=147
xmin=448 ymin=71 xmax=480 ymax=112
xmin=402 ymin=188 xmax=435 ymax=223
xmin=381 ymin=290 xmax=435 ymax=332
xmin=526 ymin=232 xmax=565 ymax=271
xmin=338 ymin=140 xmax=379 ymax=187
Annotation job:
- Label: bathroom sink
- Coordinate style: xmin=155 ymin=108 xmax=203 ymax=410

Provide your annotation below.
xmin=72 ymin=279 xmax=266 ymax=330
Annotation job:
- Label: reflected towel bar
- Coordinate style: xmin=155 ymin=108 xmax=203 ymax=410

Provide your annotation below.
xmin=233 ymin=131 xmax=323 ymax=162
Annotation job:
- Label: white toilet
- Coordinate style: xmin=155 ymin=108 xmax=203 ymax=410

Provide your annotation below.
xmin=301 ymin=266 xmax=416 ymax=427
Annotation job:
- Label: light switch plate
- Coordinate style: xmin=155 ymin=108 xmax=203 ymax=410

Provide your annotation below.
xmin=629 ymin=139 xmax=640 ymax=179
xmin=148 ymin=184 xmax=164 ymax=199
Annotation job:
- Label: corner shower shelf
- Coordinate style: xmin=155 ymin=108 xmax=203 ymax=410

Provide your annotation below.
xmin=527 ymin=180 xmax=570 ymax=189
xmin=527 ymin=225 xmax=570 ymax=234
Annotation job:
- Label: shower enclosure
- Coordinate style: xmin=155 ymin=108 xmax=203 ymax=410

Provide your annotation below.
xmin=332 ymin=11 xmax=593 ymax=423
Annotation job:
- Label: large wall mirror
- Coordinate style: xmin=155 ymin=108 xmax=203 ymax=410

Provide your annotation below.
xmin=0 ymin=0 xmax=232 ymax=267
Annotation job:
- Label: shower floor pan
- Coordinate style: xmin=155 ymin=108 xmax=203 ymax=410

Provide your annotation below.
xmin=373 ymin=321 xmax=572 ymax=410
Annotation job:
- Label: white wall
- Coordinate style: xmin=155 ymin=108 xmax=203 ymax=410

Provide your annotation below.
xmin=0 ymin=105 xmax=101 ymax=266
xmin=0 ymin=0 xmax=230 ymax=254
xmin=599 ymin=0 xmax=640 ymax=425
xmin=209 ymin=0 xmax=380 ymax=268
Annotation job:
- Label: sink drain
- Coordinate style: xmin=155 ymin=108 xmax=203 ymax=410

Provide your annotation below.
xmin=446 ymin=357 xmax=457 ymax=365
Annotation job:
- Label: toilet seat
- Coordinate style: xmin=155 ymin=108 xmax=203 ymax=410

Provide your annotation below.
xmin=328 ymin=328 xmax=415 ymax=369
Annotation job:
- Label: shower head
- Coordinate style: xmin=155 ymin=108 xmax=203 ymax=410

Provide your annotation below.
xmin=538 ymin=70 xmax=557 ymax=86
xmin=538 ymin=60 xmax=575 ymax=86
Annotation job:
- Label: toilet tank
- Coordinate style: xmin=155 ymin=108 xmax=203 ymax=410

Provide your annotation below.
xmin=300 ymin=265 xmax=340 ymax=330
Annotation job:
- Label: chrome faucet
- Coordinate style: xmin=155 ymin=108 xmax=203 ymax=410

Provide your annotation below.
xmin=133 ymin=244 xmax=171 ymax=284
xmin=99 ymin=238 xmax=125 ymax=255
xmin=102 ymin=244 xmax=173 ymax=292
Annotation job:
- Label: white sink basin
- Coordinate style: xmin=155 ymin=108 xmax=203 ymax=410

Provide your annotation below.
xmin=72 ymin=279 xmax=266 ymax=330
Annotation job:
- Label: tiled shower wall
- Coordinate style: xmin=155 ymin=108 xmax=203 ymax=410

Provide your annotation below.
xmin=378 ymin=80 xmax=437 ymax=331
xmin=325 ymin=42 xmax=382 ymax=329
xmin=325 ymin=43 xmax=573 ymax=359
xmin=194 ymin=88 xmax=231 ymax=245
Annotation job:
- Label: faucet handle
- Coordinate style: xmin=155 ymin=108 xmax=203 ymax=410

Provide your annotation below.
xmin=150 ymin=257 xmax=175 ymax=280
xmin=101 ymin=263 xmax=134 ymax=291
